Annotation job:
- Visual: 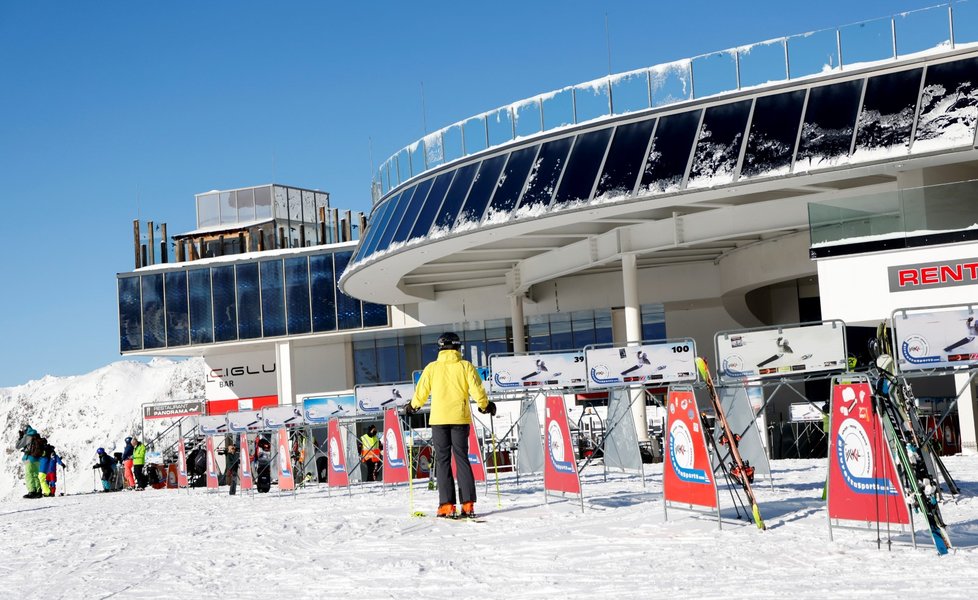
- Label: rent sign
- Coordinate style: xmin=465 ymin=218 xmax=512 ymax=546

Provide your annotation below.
xmin=889 ymin=258 xmax=978 ymax=292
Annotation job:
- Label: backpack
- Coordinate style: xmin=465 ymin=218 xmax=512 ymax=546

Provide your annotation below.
xmin=30 ymin=437 xmax=46 ymax=459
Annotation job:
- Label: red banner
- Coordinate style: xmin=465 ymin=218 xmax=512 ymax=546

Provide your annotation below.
xmin=663 ymin=389 xmax=717 ymax=509
xmin=544 ymin=395 xmax=581 ymax=495
xmin=451 ymin=418 xmax=487 ymax=482
xmin=177 ymin=438 xmax=188 ymax=488
xmin=327 ymin=419 xmax=349 ymax=487
xmin=828 ymin=381 xmax=909 ymax=525
xmin=206 ymin=395 xmax=278 ymax=416
xmin=205 ymin=437 xmax=219 ymax=489
xmin=383 ymin=409 xmax=409 ymax=484
xmin=277 ymin=429 xmax=295 ymax=491
xmin=239 ymin=433 xmax=253 ymax=491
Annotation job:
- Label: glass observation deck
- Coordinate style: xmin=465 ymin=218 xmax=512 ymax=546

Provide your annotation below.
xmin=372 ymin=2 xmax=978 ymax=199
xmin=808 ymin=179 xmax=978 ymax=258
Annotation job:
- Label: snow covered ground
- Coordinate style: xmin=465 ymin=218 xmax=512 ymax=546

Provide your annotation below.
xmin=3 ymin=456 xmax=978 ymax=599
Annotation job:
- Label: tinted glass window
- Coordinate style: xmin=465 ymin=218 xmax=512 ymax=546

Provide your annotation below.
xmin=118 ymin=277 xmax=142 ymax=352
xmin=484 ymin=146 xmax=538 ymax=223
xmin=913 ymin=57 xmax=978 ymax=153
xmin=409 ymin=171 xmax=454 ymax=240
xmin=235 ymin=263 xmax=261 ymax=340
xmin=334 ymin=252 xmax=362 ymax=329
xmin=552 ymin=128 xmax=613 ymax=208
xmin=455 ymin=154 xmax=507 ymax=227
xmin=310 ymin=254 xmax=336 ymax=332
xmin=260 ymin=260 xmax=286 ymax=337
xmin=356 ymin=193 xmax=399 ymax=260
xmin=141 ymin=274 xmax=165 ymax=349
xmin=212 ymin=266 xmax=237 ymax=342
xmin=641 ymin=109 xmax=702 ymax=193
xmin=431 ymin=162 xmax=479 ymax=233
xmin=516 ymin=137 xmax=573 ymax=217
xmin=285 ymin=257 xmax=311 ymax=335
xmin=389 ymin=178 xmax=434 ymax=246
xmin=853 ymin=68 xmax=923 ymax=161
xmin=374 ymin=188 xmax=417 ymax=255
xmin=741 ymin=90 xmax=806 ymax=179
xmin=688 ymin=100 xmax=752 ymax=188
xmin=595 ymin=119 xmax=656 ymax=199
xmin=188 ymin=268 xmax=213 ymax=344
xmin=354 ymin=340 xmax=379 ymax=384
xmin=164 ymin=271 xmax=189 ymax=347
xmin=362 ymin=302 xmax=389 ymax=328
xmin=796 ymin=80 xmax=864 ymax=170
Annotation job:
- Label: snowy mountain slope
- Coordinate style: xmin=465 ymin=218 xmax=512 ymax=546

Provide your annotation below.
xmin=0 ymin=358 xmax=203 ymax=500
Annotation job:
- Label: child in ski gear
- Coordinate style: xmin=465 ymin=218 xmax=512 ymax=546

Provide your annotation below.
xmin=121 ymin=436 xmax=136 ymax=489
xmin=131 ymin=438 xmax=147 ymax=489
xmin=408 ymin=332 xmax=494 ymax=518
xmin=358 ymin=425 xmax=383 ymax=482
xmin=93 ymin=448 xmax=117 ymax=492
xmin=37 ymin=441 xmax=52 ymax=497
xmin=220 ymin=443 xmax=240 ymax=495
xmin=45 ymin=446 xmax=65 ymax=496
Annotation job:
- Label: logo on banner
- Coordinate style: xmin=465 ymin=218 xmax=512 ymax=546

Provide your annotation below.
xmin=836 ymin=418 xmax=898 ymax=495
xmin=902 ymin=336 xmax=941 ymax=365
xmin=279 ymin=441 xmax=292 ymax=478
xmin=329 ymin=438 xmax=344 ymax=473
xmin=386 ymin=427 xmax=404 ymax=468
xmin=668 ymin=420 xmax=711 ymax=484
xmin=547 ymin=421 xmax=574 ymax=473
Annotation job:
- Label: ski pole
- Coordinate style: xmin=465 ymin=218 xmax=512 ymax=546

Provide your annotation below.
xmin=490 ymin=414 xmax=502 ymax=509
xmin=406 ymin=415 xmax=417 ymax=516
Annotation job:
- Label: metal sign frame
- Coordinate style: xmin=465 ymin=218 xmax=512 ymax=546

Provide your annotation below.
xmin=583 ymin=337 xmax=698 ymax=390
xmin=714 ymin=319 xmax=848 ymax=384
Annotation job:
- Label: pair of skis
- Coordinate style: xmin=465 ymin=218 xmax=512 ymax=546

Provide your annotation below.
xmin=695 ymin=357 xmax=766 ymax=531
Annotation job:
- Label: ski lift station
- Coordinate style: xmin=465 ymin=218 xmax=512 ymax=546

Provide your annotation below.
xmin=118 ymin=4 xmax=978 ymax=459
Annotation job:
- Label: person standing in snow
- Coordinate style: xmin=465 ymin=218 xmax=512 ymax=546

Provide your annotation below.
xmin=24 ymin=432 xmax=46 ymax=499
xmin=45 ymin=445 xmax=65 ymax=497
xmin=405 ymin=332 xmax=496 ymax=519
xmin=121 ymin=436 xmax=136 ymax=490
xmin=253 ymin=437 xmax=272 ymax=493
xmin=37 ymin=441 xmax=52 ymax=497
xmin=220 ymin=442 xmax=240 ymax=495
xmin=358 ymin=425 xmax=383 ymax=482
xmin=93 ymin=448 xmax=117 ymax=492
xmin=131 ymin=437 xmax=147 ymax=490
xmin=16 ymin=426 xmax=41 ymax=498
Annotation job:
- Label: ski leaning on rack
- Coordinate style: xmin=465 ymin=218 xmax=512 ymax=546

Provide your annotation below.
xmin=695 ymin=357 xmax=766 ymax=531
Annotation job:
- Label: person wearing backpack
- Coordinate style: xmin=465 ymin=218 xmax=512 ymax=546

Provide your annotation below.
xmin=121 ymin=436 xmax=136 ymax=490
xmin=23 ymin=433 xmax=46 ymax=499
xmin=16 ymin=426 xmax=40 ymax=498
xmin=93 ymin=448 xmax=117 ymax=492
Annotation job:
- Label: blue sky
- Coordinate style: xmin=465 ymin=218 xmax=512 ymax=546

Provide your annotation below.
xmin=0 ymin=0 xmax=954 ymax=386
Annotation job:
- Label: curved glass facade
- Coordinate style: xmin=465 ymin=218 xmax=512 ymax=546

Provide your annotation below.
xmin=117 ymin=249 xmax=389 ymax=352
xmin=374 ymin=3 xmax=975 ymax=196
xmin=353 ymin=55 xmax=978 ymax=266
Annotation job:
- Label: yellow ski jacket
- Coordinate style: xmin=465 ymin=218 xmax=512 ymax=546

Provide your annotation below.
xmin=410 ymin=350 xmax=489 ymax=425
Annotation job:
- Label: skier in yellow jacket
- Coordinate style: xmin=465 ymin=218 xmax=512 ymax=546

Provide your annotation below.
xmin=407 ymin=332 xmax=495 ymax=518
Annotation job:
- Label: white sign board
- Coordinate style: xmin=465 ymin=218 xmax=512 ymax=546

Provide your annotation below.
xmin=585 ymin=340 xmax=697 ymax=389
xmin=355 ymin=383 xmax=414 ymax=414
xmin=261 ymin=405 xmax=304 ymax=430
xmin=204 ymin=349 xmax=277 ymax=402
xmin=489 ymin=351 xmax=587 ymax=392
xmin=893 ymin=305 xmax=978 ymax=372
xmin=789 ymin=402 xmax=825 ymax=422
xmin=198 ymin=415 xmax=228 ymax=435
xmin=226 ymin=410 xmax=263 ymax=433
xmin=302 ymin=394 xmax=356 ymax=423
xmin=715 ymin=321 xmax=847 ymax=383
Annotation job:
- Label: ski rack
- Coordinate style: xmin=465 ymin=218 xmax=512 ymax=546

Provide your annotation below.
xmin=575 ymin=386 xmax=647 ymax=486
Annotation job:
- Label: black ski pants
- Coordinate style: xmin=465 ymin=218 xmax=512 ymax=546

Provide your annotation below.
xmin=432 ymin=424 xmax=476 ymax=506
xmin=134 ymin=464 xmax=147 ymax=489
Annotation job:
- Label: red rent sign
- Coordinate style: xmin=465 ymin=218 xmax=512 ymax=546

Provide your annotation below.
xmin=544 ymin=395 xmax=582 ymax=495
xmin=888 ymin=258 xmax=978 ymax=292
xmin=663 ymin=389 xmax=717 ymax=509
xmin=327 ymin=419 xmax=349 ymax=488
xmin=827 ymin=381 xmax=909 ymax=525
xmin=383 ymin=409 xmax=410 ymax=484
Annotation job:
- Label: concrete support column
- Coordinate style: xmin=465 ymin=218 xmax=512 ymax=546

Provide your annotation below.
xmin=511 ymin=295 xmax=526 ymax=353
xmin=275 ymin=341 xmax=295 ymax=407
xmin=955 ymin=372 xmax=978 ymax=455
xmin=622 ymin=253 xmax=649 ymax=442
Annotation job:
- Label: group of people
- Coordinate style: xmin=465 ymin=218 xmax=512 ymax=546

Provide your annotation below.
xmin=16 ymin=425 xmax=65 ymax=499
xmin=93 ymin=436 xmax=147 ymax=492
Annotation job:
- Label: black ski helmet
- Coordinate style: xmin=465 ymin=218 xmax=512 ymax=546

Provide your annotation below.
xmin=437 ymin=332 xmax=462 ymax=351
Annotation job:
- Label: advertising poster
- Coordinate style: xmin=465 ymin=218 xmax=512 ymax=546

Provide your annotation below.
xmin=276 ymin=429 xmax=295 ymax=491
xmin=205 ymin=436 xmax=219 ymax=489
xmin=585 ymin=340 xmax=697 ymax=389
xmin=715 ymin=321 xmax=847 ymax=383
xmin=227 ymin=410 xmax=263 ymax=433
xmin=382 ymin=409 xmax=409 ymax=484
xmin=198 ymin=415 xmax=227 ymax=436
xmin=261 ymin=405 xmax=305 ymax=429
xmin=827 ymin=380 xmax=909 ymax=525
xmin=303 ymin=394 xmax=356 ymax=424
xmin=327 ymin=419 xmax=349 ymax=487
xmin=239 ymin=433 xmax=253 ymax=491
xmin=355 ymin=383 xmax=414 ymax=414
xmin=543 ymin=395 xmax=582 ymax=495
xmin=893 ymin=305 xmax=978 ymax=372
xmin=177 ymin=438 xmax=188 ymax=488
xmin=663 ymin=388 xmax=717 ymax=509
xmin=489 ymin=351 xmax=587 ymax=392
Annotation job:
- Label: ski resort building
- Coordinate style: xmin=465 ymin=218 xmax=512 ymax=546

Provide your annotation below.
xmin=117 ymin=5 xmax=978 ymax=456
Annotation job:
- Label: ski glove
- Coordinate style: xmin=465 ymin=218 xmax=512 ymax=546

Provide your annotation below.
xmin=478 ymin=401 xmax=497 ymax=417
xmin=403 ymin=403 xmax=417 ymax=416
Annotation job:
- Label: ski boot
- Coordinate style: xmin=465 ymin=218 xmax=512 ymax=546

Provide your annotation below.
xmin=460 ymin=501 xmax=477 ymax=519
xmin=436 ymin=503 xmax=457 ymax=519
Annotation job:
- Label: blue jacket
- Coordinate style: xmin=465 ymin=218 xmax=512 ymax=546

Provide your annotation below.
xmin=39 ymin=455 xmax=50 ymax=473
xmin=122 ymin=443 xmax=134 ymax=460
